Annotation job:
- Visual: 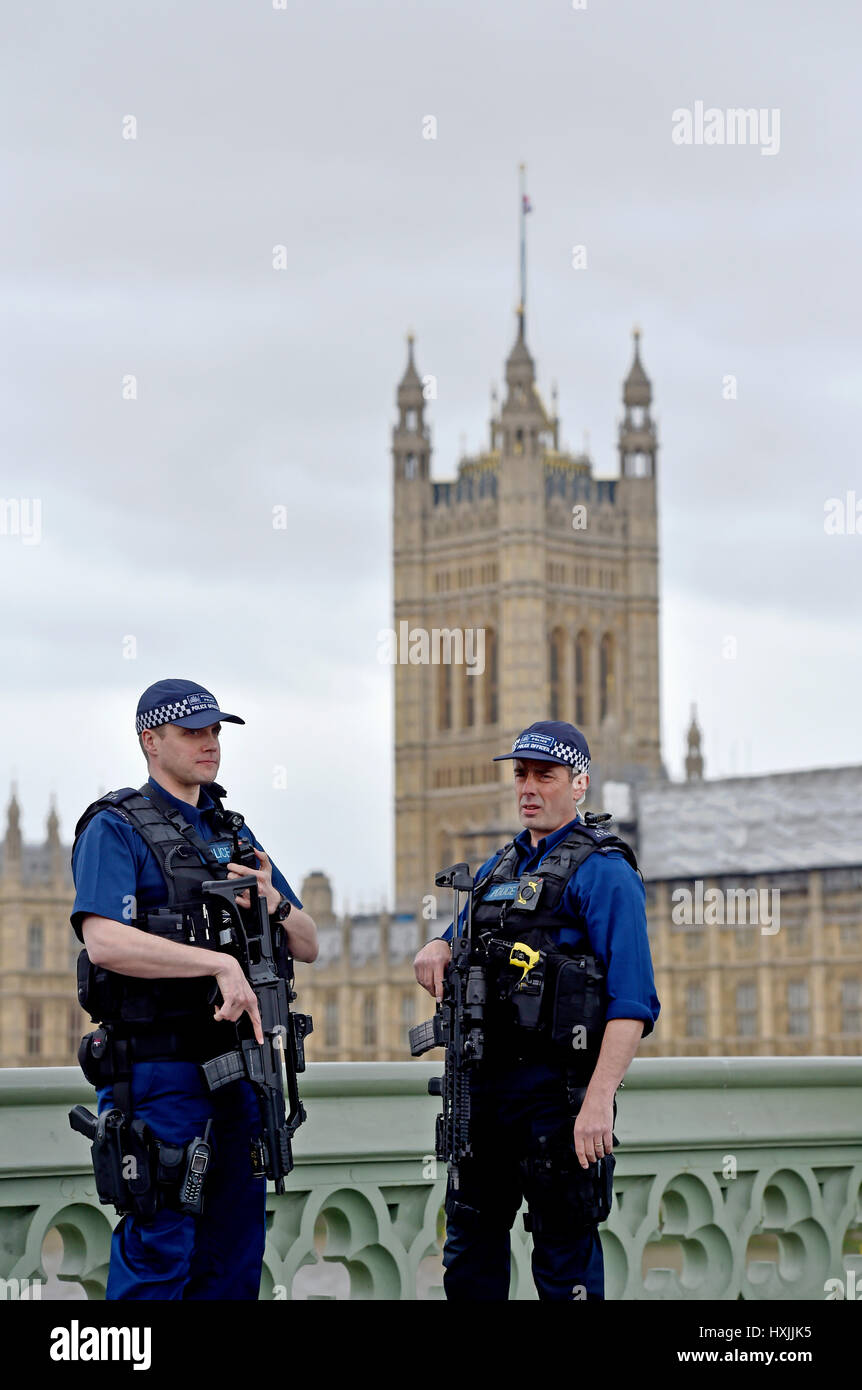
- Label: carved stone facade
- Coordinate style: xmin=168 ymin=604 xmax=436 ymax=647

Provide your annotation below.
xmin=391 ymin=317 xmax=663 ymax=916
xmin=0 ymin=789 xmax=86 ymax=1068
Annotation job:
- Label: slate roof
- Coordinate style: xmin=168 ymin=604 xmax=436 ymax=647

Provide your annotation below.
xmin=0 ymin=843 xmax=73 ymax=888
xmin=636 ymin=765 xmax=862 ymax=879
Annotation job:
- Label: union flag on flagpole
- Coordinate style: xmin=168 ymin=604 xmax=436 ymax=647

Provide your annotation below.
xmin=522 ymin=194 xmax=533 ymax=214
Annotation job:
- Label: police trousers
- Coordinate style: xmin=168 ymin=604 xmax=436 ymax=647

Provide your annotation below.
xmin=97 ymin=1061 xmax=266 ymax=1300
xmin=442 ymin=1058 xmax=616 ymax=1301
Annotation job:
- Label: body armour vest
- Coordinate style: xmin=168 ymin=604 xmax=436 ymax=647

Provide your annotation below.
xmin=72 ymin=781 xmax=242 ymax=1033
xmin=470 ymin=816 xmax=640 ymax=1069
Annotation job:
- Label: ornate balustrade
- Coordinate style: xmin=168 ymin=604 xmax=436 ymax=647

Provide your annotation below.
xmin=0 ymin=1058 xmax=860 ymax=1300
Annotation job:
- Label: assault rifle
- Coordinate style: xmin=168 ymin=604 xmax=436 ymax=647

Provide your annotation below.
xmin=408 ymin=863 xmax=485 ymax=1191
xmin=200 ymin=873 xmax=312 ymax=1194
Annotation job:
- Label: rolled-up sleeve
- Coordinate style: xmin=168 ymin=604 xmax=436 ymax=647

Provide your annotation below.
xmin=567 ymin=851 xmax=660 ymax=1037
xmin=70 ymin=812 xmax=141 ymax=940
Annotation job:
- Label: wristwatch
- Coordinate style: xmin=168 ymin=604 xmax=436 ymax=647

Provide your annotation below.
xmin=270 ymin=895 xmax=293 ymax=923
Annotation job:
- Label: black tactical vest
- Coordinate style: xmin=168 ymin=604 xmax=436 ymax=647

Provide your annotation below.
xmin=472 ymin=815 xmax=639 ymax=947
xmin=470 ymin=815 xmax=640 ymax=1069
xmin=72 ymin=781 xmax=243 ymax=1033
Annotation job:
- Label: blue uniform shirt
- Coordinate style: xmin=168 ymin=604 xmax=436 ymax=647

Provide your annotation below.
xmin=439 ymin=815 xmax=660 ymax=1037
xmin=71 ymin=775 xmax=302 ymax=939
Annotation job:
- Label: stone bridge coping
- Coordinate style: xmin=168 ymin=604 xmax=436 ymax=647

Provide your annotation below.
xmin=2 ymin=1055 xmax=861 ymax=1109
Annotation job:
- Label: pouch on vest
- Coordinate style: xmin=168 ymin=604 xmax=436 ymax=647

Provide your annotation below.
xmin=483 ymin=937 xmax=546 ymax=1035
xmin=77 ymin=1027 xmax=113 ymax=1088
xmin=78 ymin=942 xmax=217 ymax=1030
xmin=546 ymin=953 xmax=607 ymax=1058
xmin=77 ymin=950 xmax=124 ymax=1023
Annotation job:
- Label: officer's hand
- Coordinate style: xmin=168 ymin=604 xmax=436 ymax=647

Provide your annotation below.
xmin=226 ymin=847 xmax=279 ymax=914
xmin=212 ymin=956 xmax=264 ymax=1044
xmin=573 ymin=1094 xmax=614 ymax=1169
xmin=414 ymin=939 xmax=451 ymax=1001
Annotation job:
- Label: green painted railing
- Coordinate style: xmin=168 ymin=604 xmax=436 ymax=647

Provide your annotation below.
xmin=1 ymin=1058 xmax=860 ymax=1300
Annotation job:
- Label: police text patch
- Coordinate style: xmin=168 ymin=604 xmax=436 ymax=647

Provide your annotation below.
xmin=483 ymin=881 xmax=520 ymax=901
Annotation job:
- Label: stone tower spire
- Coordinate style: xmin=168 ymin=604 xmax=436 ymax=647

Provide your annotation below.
xmin=685 ymin=704 xmax=704 ymax=781
xmin=46 ymin=795 xmax=63 ymax=881
xmin=497 ymin=309 xmax=552 ymax=456
xmin=392 ymin=333 xmax=430 ymax=483
xmin=618 ymin=326 xmax=658 ymax=478
xmin=4 ymin=783 xmax=22 ymax=878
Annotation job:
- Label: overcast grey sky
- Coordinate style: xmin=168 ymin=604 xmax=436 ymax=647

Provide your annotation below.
xmin=2 ymin=0 xmax=860 ymax=910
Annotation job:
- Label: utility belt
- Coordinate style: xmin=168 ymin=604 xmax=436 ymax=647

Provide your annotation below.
xmin=77 ymin=1024 xmax=229 ymax=1082
xmin=479 ymin=930 xmax=607 ymax=1070
xmin=69 ymin=1103 xmax=214 ymax=1222
xmin=72 ymin=1023 xmax=230 ymax=1222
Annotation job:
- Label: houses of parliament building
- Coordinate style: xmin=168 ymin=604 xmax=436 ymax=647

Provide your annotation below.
xmin=2 ymin=307 xmax=860 ymax=1067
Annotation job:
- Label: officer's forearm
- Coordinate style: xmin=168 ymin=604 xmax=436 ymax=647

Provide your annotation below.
xmin=81 ymin=915 xmax=229 ymax=979
xmin=585 ymin=1018 xmax=645 ymax=1103
xmin=283 ymin=906 xmax=319 ymax=964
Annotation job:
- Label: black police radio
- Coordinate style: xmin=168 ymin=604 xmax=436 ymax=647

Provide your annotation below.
xmin=179 ymin=1118 xmax=214 ymax=1215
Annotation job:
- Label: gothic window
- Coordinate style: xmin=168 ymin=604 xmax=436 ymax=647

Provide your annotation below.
xmin=787 ymin=980 xmax=809 ymax=1035
xmin=27 ymin=1005 xmax=42 ymax=1056
xmin=405 ymin=408 xmax=417 ymax=430
xmin=68 ymin=1006 xmax=81 ymax=1057
xmin=840 ymin=978 xmax=860 ymax=1034
xmin=463 ymin=664 xmax=475 ymax=729
xmin=404 ymin=452 xmax=418 ymax=479
xmin=27 ymin=921 xmax=43 ymax=971
xmin=685 ymin=983 xmax=706 ymax=1038
xmin=549 ymin=628 xmax=565 ymax=721
xmin=324 ymin=994 xmax=339 ymax=1049
xmin=735 ymin=982 xmax=757 ymax=1037
xmin=438 ymin=833 xmax=452 ymax=872
xmin=599 ymin=632 xmax=615 ymax=721
xmin=437 ymin=662 xmax=452 ymax=731
xmin=400 ymin=992 xmax=415 ymax=1030
xmin=362 ymin=992 xmax=377 ymax=1048
xmin=575 ymin=631 xmax=590 ymax=726
xmin=483 ymin=629 xmax=498 ymax=725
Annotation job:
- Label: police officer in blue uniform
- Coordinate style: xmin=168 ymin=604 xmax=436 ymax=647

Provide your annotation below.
xmin=71 ymin=678 xmax=318 ymax=1300
xmin=414 ymin=720 xmax=659 ymax=1301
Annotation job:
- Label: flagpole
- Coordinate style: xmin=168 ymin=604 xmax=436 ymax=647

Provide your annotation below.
xmin=519 ymin=162 xmax=527 ymax=333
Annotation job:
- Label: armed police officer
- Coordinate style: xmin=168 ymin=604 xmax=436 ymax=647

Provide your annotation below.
xmin=413 ymin=720 xmax=659 ymax=1301
xmin=70 ymin=678 xmax=318 ymax=1300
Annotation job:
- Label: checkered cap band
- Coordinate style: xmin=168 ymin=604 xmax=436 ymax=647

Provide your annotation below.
xmin=511 ymin=733 xmax=590 ymax=773
xmin=136 ymin=695 xmax=216 ymax=734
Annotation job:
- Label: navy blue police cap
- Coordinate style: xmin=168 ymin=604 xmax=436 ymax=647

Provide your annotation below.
xmin=493 ymin=720 xmax=590 ymax=774
xmin=135 ymin=679 xmax=245 ymax=735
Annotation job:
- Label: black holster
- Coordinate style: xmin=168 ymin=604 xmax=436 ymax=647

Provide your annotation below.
xmin=71 ymin=1027 xmax=211 ymax=1223
xmin=69 ymin=1103 xmax=207 ymax=1223
xmin=521 ymin=1126 xmax=616 ymax=1234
